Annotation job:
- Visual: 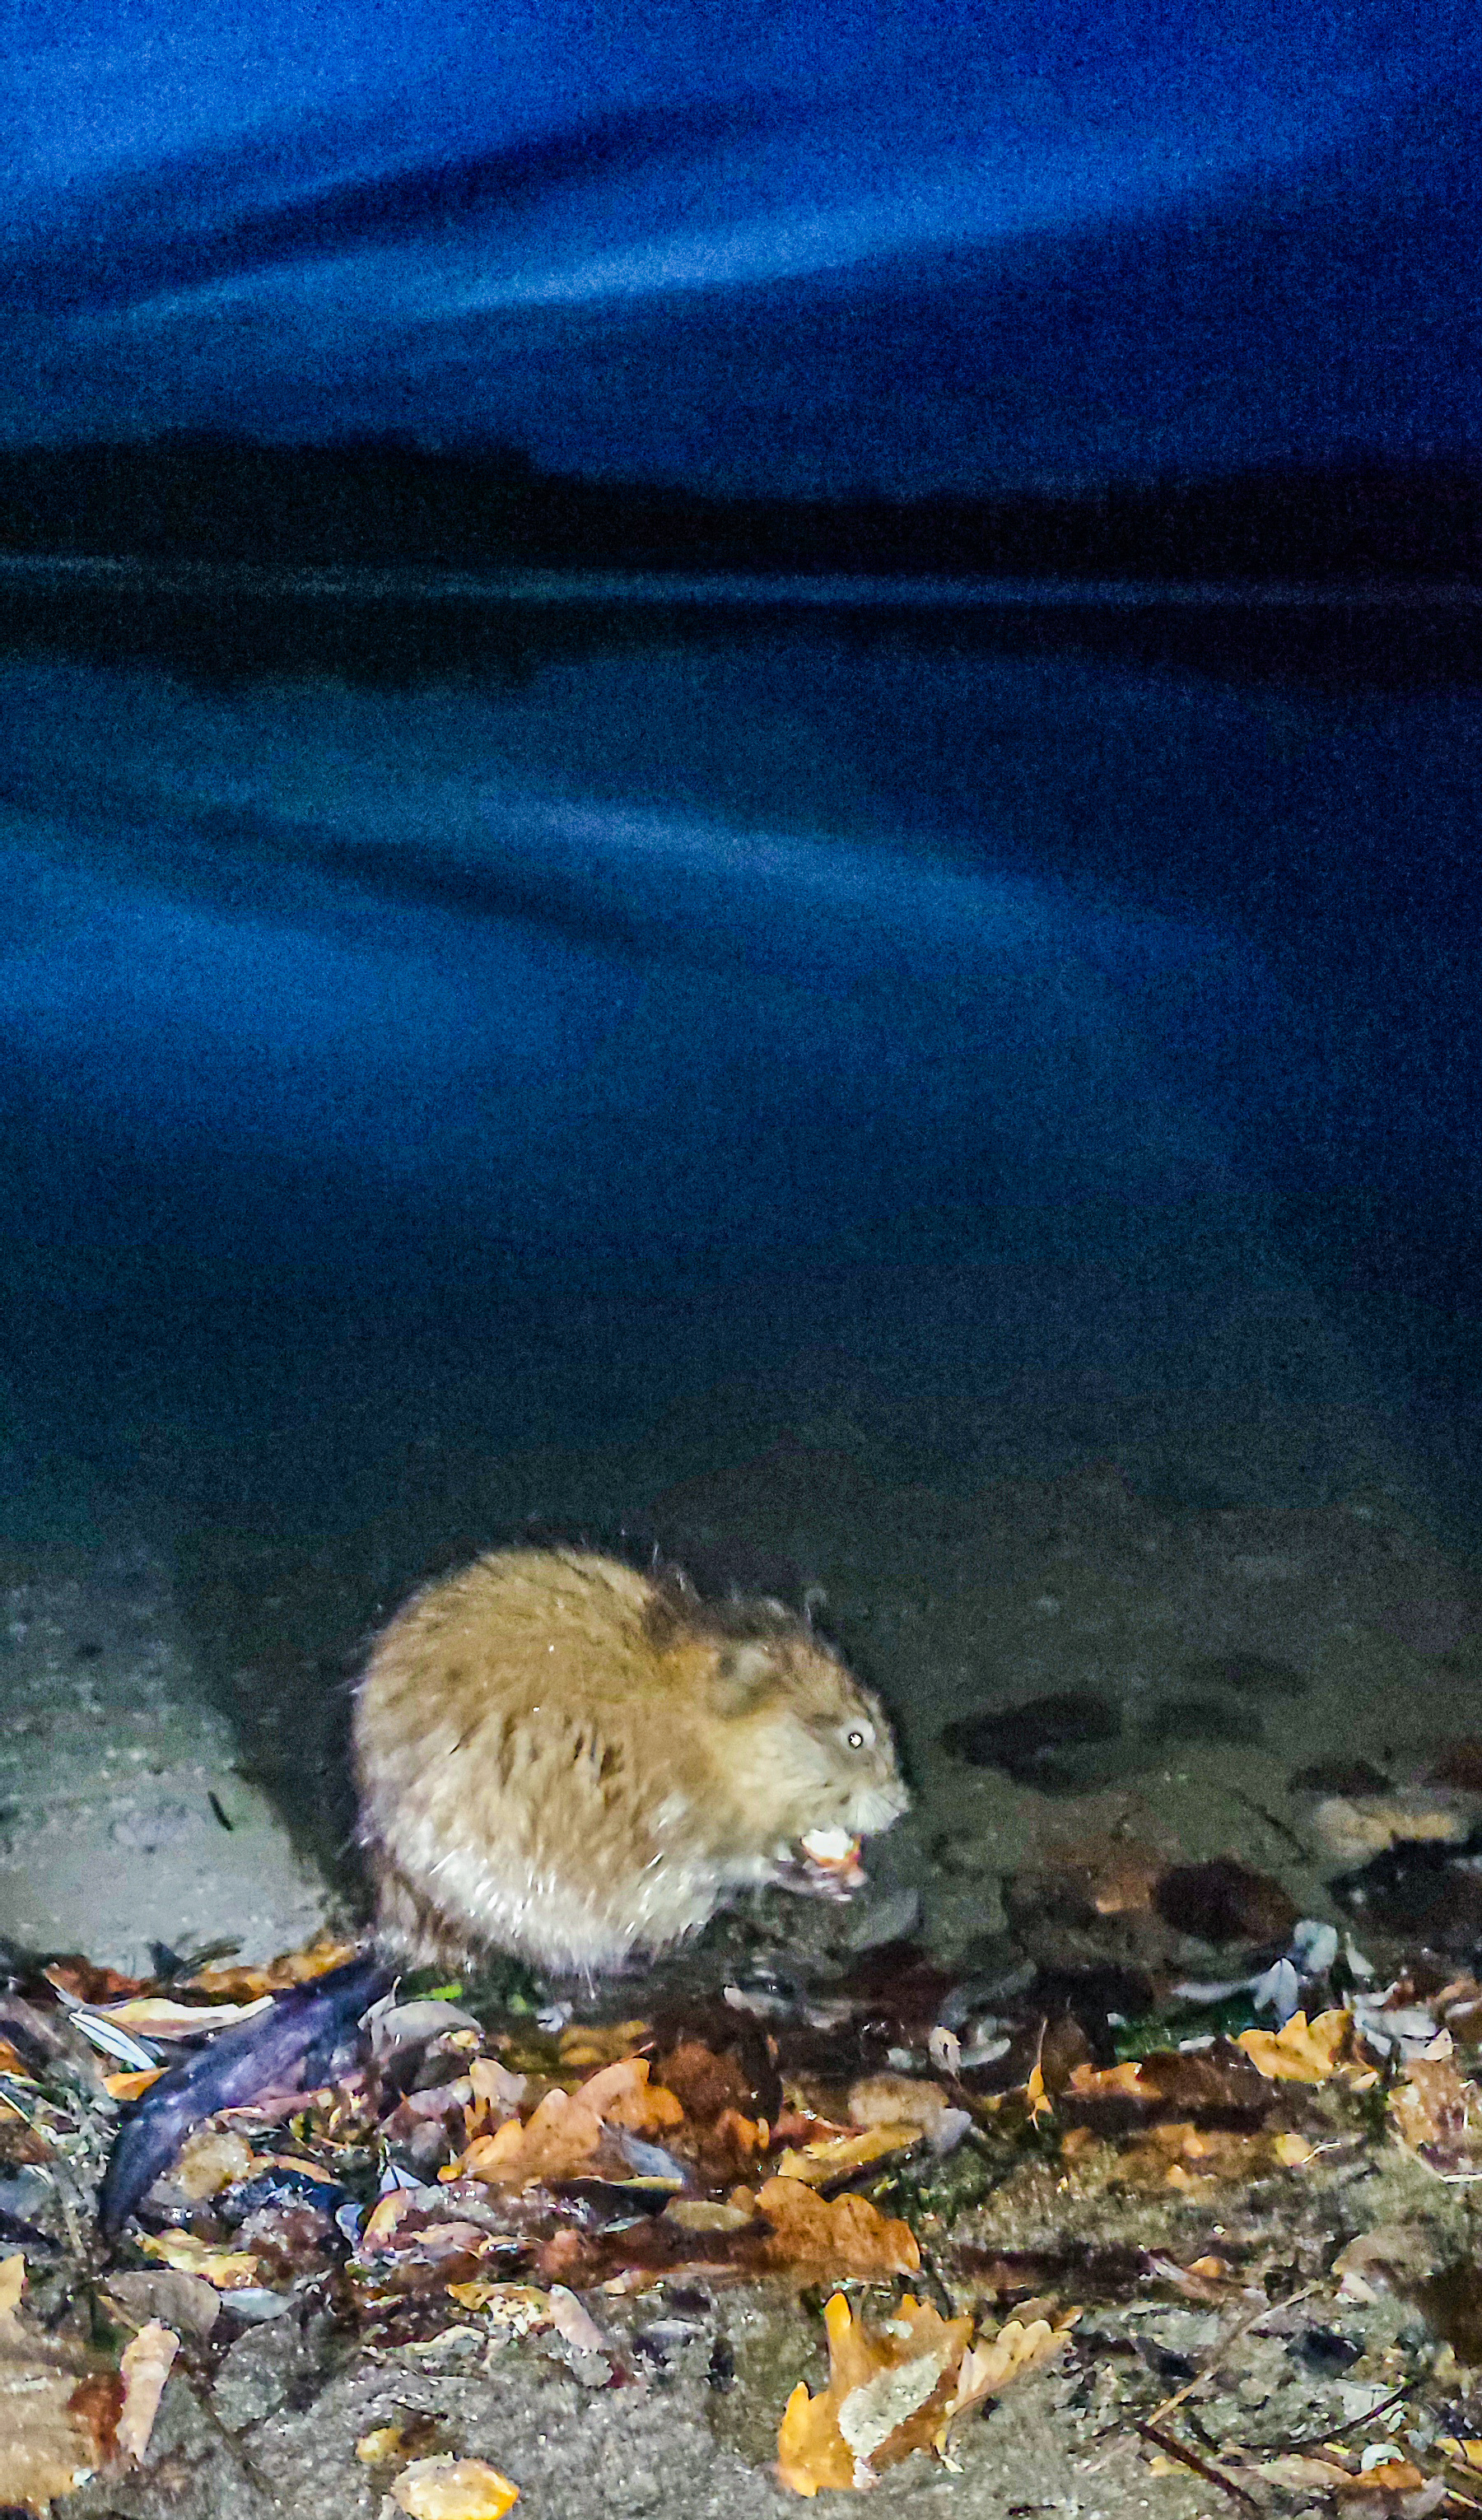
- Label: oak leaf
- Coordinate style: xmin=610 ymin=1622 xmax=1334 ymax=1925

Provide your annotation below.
xmin=756 ymin=2176 xmax=920 ymax=2277
xmin=1236 ymin=2010 xmax=1377 ymax=2087
xmin=776 ymin=2291 xmax=972 ymax=2494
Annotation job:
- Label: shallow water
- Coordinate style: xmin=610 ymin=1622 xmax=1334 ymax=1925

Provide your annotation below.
xmin=0 ymin=598 xmax=1478 ymax=1582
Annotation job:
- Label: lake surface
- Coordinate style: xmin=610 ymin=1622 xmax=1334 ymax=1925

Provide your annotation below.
xmin=1 ymin=585 xmax=1479 ymax=1572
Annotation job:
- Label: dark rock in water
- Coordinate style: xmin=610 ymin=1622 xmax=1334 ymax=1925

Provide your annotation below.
xmin=942 ymin=1689 xmax=1121 ymax=1783
xmin=1428 ymin=1740 xmax=1482 ymax=1793
xmin=1293 ymin=2327 xmax=1362 ymax=2376
xmin=1141 ymin=1698 xmax=1260 ymax=1747
xmin=1332 ymin=1834 xmax=1482 ymax=1949
xmin=1289 ymin=1758 xmax=1393 ymax=1795
xmin=1153 ymin=1858 xmax=1298 ymax=1946
xmin=1182 ymin=1654 xmax=1307 ymax=1699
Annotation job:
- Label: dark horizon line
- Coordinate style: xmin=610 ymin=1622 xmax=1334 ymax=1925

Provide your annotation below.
xmin=2 ymin=433 xmax=1480 ymax=592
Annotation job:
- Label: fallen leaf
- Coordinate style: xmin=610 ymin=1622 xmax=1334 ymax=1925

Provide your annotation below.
xmin=1237 ymin=2010 xmax=1378 ymax=2087
xmin=138 ymin=2232 xmax=261 ymax=2289
xmin=115 ymin=2322 xmax=179 ymax=2462
xmin=1026 ymin=2059 xmax=1052 ymax=2126
xmin=445 ymin=2283 xmax=553 ymax=2332
xmin=0 ymin=2263 xmax=119 ymax=2513
xmin=103 ymin=2069 xmax=165 ymax=2102
xmin=357 ymin=2425 xmax=412 ymax=2463
xmin=1334 ymin=2459 xmax=1427 ymax=2494
xmin=1440 ymin=2439 xmax=1482 ymax=2470
xmin=847 ymin=2075 xmax=951 ymax=2131
xmin=464 ymin=2058 xmax=527 ymax=2139
xmin=776 ymin=2291 xmax=972 ymax=2494
xmin=658 ymin=2039 xmax=757 ymax=2124
xmin=390 ymin=2455 xmax=520 ymax=2518
xmin=936 ymin=2312 xmax=1078 ymax=2446
xmin=173 ymin=2128 xmax=257 ymax=2199
xmin=756 ymin=2176 xmax=920 ymax=2277
xmin=1390 ymin=2057 xmax=1475 ymax=2154
xmin=449 ymin=2089 xmax=604 ymax=2189
xmin=576 ymin=2055 xmax=683 ymax=2134
xmin=89 ymin=1995 xmax=274 ymax=2038
xmin=557 ymin=2020 xmax=650 ymax=2069
xmin=771 ymin=2125 xmax=922 ymax=2186
xmin=186 ymin=1938 xmax=360 ymax=1999
xmin=0 ymin=2038 xmax=37 ymax=2080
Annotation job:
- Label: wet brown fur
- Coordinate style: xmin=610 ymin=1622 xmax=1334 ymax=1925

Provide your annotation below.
xmin=353 ymin=1546 xmax=908 ymax=1976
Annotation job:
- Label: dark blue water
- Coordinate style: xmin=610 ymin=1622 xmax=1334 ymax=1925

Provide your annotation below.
xmin=1 ymin=613 xmax=1479 ymax=1553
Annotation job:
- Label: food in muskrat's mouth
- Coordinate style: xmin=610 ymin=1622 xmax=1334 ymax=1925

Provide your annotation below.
xmin=799 ymin=1827 xmax=866 ymax=1889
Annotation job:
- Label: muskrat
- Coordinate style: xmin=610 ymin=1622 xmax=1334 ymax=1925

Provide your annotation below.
xmin=352 ymin=1546 xmax=909 ymax=1976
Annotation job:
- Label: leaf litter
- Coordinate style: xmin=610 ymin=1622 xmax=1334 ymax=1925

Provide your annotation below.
xmin=15 ymin=1873 xmax=1482 ymax=2508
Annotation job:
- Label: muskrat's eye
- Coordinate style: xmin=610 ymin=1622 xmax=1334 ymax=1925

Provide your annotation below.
xmin=842 ymin=1721 xmax=874 ymax=1752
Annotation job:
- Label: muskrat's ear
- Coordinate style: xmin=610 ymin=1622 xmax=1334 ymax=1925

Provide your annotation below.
xmin=711 ymin=1642 xmax=781 ymax=1717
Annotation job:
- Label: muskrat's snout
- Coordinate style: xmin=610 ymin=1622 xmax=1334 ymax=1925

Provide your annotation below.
xmin=851 ymin=1774 xmax=911 ymax=1837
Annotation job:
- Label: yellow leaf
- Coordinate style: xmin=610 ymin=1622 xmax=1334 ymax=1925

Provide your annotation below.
xmin=1026 ymin=2060 xmax=1052 ymax=2126
xmin=1236 ymin=2010 xmax=1377 ymax=2087
xmin=104 ymin=2069 xmax=165 ymax=2101
xmin=1441 ymin=2438 xmax=1482 ymax=2470
xmin=935 ymin=2313 xmax=1078 ymax=2448
xmin=770 ymin=2125 xmax=922 ymax=2185
xmin=138 ymin=2232 xmax=260 ymax=2289
xmin=390 ymin=2454 xmax=520 ymax=2518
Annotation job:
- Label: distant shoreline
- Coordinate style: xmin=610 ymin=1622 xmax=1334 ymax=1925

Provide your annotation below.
xmin=2 ymin=550 xmax=1480 ymax=611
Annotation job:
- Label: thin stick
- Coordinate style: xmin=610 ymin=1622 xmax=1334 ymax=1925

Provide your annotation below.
xmin=1132 ymin=2421 xmax=1262 ymax=2512
xmin=1146 ymin=2281 xmax=1319 ymax=2428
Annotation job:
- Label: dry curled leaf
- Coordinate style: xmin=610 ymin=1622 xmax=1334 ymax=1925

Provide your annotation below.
xmin=1237 ymin=2009 xmax=1378 ymax=2087
xmin=777 ymin=2291 xmax=973 ymax=2494
xmin=756 ymin=2176 xmax=920 ymax=2278
xmin=1389 ymin=2057 xmax=1476 ymax=2155
xmin=935 ymin=2311 xmax=1078 ymax=2446
xmin=115 ymin=2321 xmax=179 ymax=2463
xmin=390 ymin=2455 xmax=520 ymax=2518
xmin=575 ymin=2055 xmax=683 ymax=2134
xmin=0 ymin=2262 xmax=120 ymax=2514
xmin=185 ymin=1937 xmax=361 ymax=2000
xmin=449 ymin=2088 xmax=604 ymax=2190
xmin=138 ymin=2231 xmax=261 ymax=2289
xmin=770 ymin=2125 xmax=921 ymax=2186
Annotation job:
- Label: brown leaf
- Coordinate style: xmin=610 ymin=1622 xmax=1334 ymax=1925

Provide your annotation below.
xmin=115 ymin=2322 xmax=179 ymax=2463
xmin=184 ymin=1937 xmax=360 ymax=2000
xmin=1389 ymin=2057 xmax=1475 ymax=2154
xmin=771 ymin=2126 xmax=923 ymax=2187
xmin=575 ymin=2055 xmax=683 ymax=2134
xmin=449 ymin=2089 xmax=604 ymax=2190
xmin=557 ymin=2019 xmax=650 ymax=2069
xmin=0 ymin=2262 xmax=119 ymax=2513
xmin=755 ymin=2176 xmax=920 ymax=2277
xmin=137 ymin=2232 xmax=261 ymax=2289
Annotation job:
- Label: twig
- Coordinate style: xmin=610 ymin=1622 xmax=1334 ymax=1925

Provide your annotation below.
xmin=1147 ymin=2281 xmax=1320 ymax=2428
xmin=1132 ymin=2420 xmax=1263 ymax=2511
xmin=1265 ymin=2379 xmax=1413 ymax=2454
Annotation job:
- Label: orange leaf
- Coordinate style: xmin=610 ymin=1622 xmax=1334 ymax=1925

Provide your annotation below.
xmin=776 ymin=2291 xmax=973 ymax=2494
xmin=448 ymin=2089 xmax=603 ymax=2190
xmin=576 ymin=2055 xmax=683 ymax=2133
xmin=756 ymin=2177 xmax=920 ymax=2278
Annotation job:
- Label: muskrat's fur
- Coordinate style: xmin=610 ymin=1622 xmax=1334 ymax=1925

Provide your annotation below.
xmin=353 ymin=1547 xmax=909 ymax=1975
